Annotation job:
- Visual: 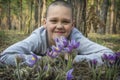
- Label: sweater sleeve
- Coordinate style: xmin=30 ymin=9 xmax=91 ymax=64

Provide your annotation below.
xmin=0 ymin=28 xmax=42 ymax=66
xmin=71 ymin=28 xmax=114 ymax=65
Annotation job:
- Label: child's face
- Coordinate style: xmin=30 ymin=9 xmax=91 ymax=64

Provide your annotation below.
xmin=44 ymin=5 xmax=74 ymax=45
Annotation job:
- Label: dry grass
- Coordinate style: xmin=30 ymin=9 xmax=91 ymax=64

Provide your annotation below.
xmin=0 ymin=30 xmax=120 ymax=80
xmin=88 ymin=33 xmax=120 ymax=52
xmin=0 ymin=31 xmax=119 ymax=52
xmin=0 ymin=30 xmax=28 ymax=52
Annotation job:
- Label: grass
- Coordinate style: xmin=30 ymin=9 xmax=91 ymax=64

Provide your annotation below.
xmin=0 ymin=30 xmax=119 ymax=52
xmin=88 ymin=33 xmax=120 ymax=52
xmin=0 ymin=30 xmax=28 ymax=52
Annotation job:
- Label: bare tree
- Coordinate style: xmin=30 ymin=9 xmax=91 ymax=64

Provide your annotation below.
xmin=99 ymin=0 xmax=109 ymax=34
xmin=38 ymin=0 xmax=43 ymax=26
xmin=7 ymin=0 xmax=12 ymax=30
xmin=0 ymin=7 xmax=2 ymax=29
xmin=20 ymin=0 xmax=22 ymax=31
xmin=109 ymin=0 xmax=116 ymax=34
xmin=41 ymin=0 xmax=46 ymax=25
xmin=82 ymin=0 xmax=87 ymax=36
xmin=34 ymin=0 xmax=39 ymax=29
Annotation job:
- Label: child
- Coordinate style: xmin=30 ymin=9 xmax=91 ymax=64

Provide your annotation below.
xmin=0 ymin=1 xmax=113 ymax=66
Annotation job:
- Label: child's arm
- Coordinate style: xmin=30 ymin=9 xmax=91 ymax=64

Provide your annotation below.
xmin=0 ymin=27 xmax=44 ymax=66
xmin=71 ymin=28 xmax=114 ymax=65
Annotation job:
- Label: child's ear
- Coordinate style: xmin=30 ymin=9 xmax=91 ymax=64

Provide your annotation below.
xmin=43 ymin=18 xmax=47 ymax=28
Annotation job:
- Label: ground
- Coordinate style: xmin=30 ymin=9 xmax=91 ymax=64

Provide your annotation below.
xmin=1 ymin=30 xmax=119 ymax=52
xmin=0 ymin=30 xmax=120 ymax=80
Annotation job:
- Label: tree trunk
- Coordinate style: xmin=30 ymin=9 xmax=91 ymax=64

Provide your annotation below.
xmin=96 ymin=0 xmax=100 ymax=16
xmin=76 ymin=0 xmax=81 ymax=30
xmin=29 ymin=0 xmax=33 ymax=33
xmin=67 ymin=0 xmax=87 ymax=36
xmin=72 ymin=0 xmax=83 ymax=32
xmin=34 ymin=0 xmax=39 ymax=29
xmin=82 ymin=0 xmax=87 ymax=37
xmin=67 ymin=0 xmax=72 ymax=3
xmin=41 ymin=0 xmax=46 ymax=25
xmin=109 ymin=0 xmax=115 ymax=34
xmin=0 ymin=8 xmax=1 ymax=29
xmin=20 ymin=0 xmax=22 ymax=31
xmin=112 ymin=0 xmax=117 ymax=34
xmin=116 ymin=1 xmax=120 ymax=34
xmin=7 ymin=0 xmax=12 ymax=30
xmin=100 ymin=0 xmax=109 ymax=34
xmin=38 ymin=0 xmax=43 ymax=26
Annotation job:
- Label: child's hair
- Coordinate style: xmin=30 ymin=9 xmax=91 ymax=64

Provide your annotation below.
xmin=45 ymin=0 xmax=73 ymax=18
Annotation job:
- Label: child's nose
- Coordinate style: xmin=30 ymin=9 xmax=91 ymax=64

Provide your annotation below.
xmin=56 ymin=23 xmax=63 ymax=28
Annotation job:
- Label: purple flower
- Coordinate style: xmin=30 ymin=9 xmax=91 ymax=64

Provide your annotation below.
xmin=116 ymin=52 xmax=120 ymax=58
xmin=51 ymin=36 xmax=80 ymax=54
xmin=102 ymin=54 xmax=108 ymax=60
xmin=25 ymin=52 xmax=38 ymax=67
xmin=102 ymin=54 xmax=116 ymax=64
xmin=47 ymin=49 xmax=59 ymax=58
xmin=54 ymin=36 xmax=68 ymax=48
xmin=61 ymin=36 xmax=68 ymax=47
xmin=108 ymin=54 xmax=116 ymax=64
xmin=66 ymin=68 xmax=74 ymax=80
xmin=52 ymin=45 xmax=62 ymax=53
xmin=69 ymin=39 xmax=80 ymax=49
xmin=64 ymin=45 xmax=73 ymax=53
xmin=54 ymin=37 xmax=60 ymax=45
xmin=64 ymin=39 xmax=80 ymax=53
xmin=91 ymin=59 xmax=97 ymax=65
xmin=90 ymin=59 xmax=98 ymax=68
xmin=115 ymin=52 xmax=120 ymax=64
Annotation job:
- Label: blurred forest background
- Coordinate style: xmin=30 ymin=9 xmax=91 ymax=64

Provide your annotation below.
xmin=0 ymin=0 xmax=120 ymax=34
xmin=0 ymin=0 xmax=120 ymax=52
xmin=0 ymin=0 xmax=120 ymax=79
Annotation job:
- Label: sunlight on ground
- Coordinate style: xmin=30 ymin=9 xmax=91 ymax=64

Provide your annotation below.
xmin=0 ymin=31 xmax=120 ymax=52
xmin=0 ymin=30 xmax=28 ymax=52
xmin=88 ymin=33 xmax=120 ymax=52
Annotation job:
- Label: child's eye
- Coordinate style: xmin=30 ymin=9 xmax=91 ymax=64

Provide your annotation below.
xmin=50 ymin=20 xmax=57 ymax=23
xmin=62 ymin=21 xmax=70 ymax=24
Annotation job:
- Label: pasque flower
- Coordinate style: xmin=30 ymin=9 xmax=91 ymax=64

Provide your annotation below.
xmin=115 ymin=52 xmax=120 ymax=58
xmin=102 ymin=53 xmax=116 ymax=65
xmin=46 ymin=36 xmax=80 ymax=79
xmin=115 ymin=52 xmax=120 ymax=65
xmin=47 ymin=49 xmax=59 ymax=58
xmin=61 ymin=36 xmax=68 ymax=47
xmin=54 ymin=36 xmax=68 ymax=47
xmin=64 ymin=39 xmax=80 ymax=53
xmin=25 ymin=52 xmax=38 ymax=67
xmin=89 ymin=59 xmax=98 ymax=80
xmin=89 ymin=59 xmax=98 ymax=69
xmin=64 ymin=45 xmax=73 ymax=53
xmin=69 ymin=39 xmax=80 ymax=49
xmin=101 ymin=53 xmax=119 ymax=79
xmin=51 ymin=45 xmax=62 ymax=53
xmin=66 ymin=68 xmax=74 ymax=80
xmin=47 ymin=36 xmax=80 ymax=58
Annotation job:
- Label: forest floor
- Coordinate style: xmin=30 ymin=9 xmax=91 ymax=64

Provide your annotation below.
xmin=0 ymin=30 xmax=28 ymax=52
xmin=0 ymin=30 xmax=120 ymax=52
xmin=0 ymin=30 xmax=120 ymax=80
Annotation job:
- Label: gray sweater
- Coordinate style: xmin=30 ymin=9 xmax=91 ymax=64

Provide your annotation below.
xmin=0 ymin=26 xmax=113 ymax=66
